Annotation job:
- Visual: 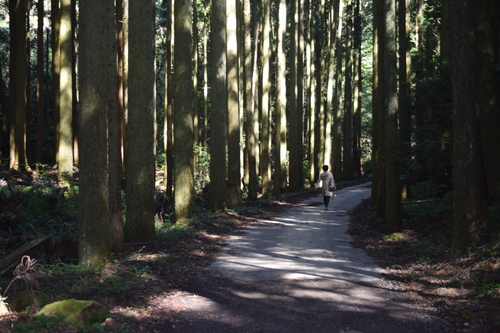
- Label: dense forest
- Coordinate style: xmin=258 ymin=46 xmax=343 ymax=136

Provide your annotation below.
xmin=1 ymin=0 xmax=499 ymax=271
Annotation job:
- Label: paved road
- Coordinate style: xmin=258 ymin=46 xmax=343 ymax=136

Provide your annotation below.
xmin=164 ymin=183 xmax=450 ymax=333
xmin=212 ymin=182 xmax=383 ymax=285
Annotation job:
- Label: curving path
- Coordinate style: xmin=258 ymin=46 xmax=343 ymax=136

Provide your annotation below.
xmin=164 ymin=183 xmax=450 ymax=333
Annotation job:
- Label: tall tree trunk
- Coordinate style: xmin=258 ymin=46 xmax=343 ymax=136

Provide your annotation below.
xmin=315 ymin=0 xmax=329 ymax=169
xmin=203 ymin=5 xmax=209 ymax=146
xmin=58 ymin=0 xmax=74 ymax=192
xmin=288 ymin=0 xmax=300 ymax=191
xmin=51 ymin=0 xmax=61 ymax=166
xmin=108 ymin=0 xmax=124 ymax=254
xmin=125 ymin=0 xmax=156 ymax=240
xmin=251 ymin=0 xmax=260 ymax=179
xmin=193 ymin=0 xmax=200 ymax=145
xmin=352 ymin=0 xmax=361 ymax=179
xmin=209 ymin=0 xmax=228 ymax=211
xmin=297 ymin=0 xmax=304 ymax=188
xmin=260 ymin=0 xmax=271 ymax=198
xmin=451 ymin=0 xmax=496 ymax=253
xmin=174 ymin=0 xmax=195 ymax=222
xmin=273 ymin=0 xmax=288 ymax=195
xmin=475 ymin=0 xmax=500 ymax=204
xmin=306 ymin=0 xmax=317 ymax=186
xmin=321 ymin=0 xmax=332 ymax=170
xmin=398 ymin=0 xmax=412 ymax=199
xmin=327 ymin=0 xmax=341 ymax=180
xmin=78 ymin=0 xmax=114 ymax=268
xmin=342 ymin=0 xmax=353 ymax=181
xmin=9 ymin=0 xmax=28 ymax=170
xmin=25 ymin=4 xmax=32 ymax=167
xmin=36 ymin=0 xmax=45 ymax=175
xmin=384 ymin=0 xmax=401 ymax=233
xmin=332 ymin=0 xmax=344 ymax=182
xmin=414 ymin=0 xmax=426 ymax=168
xmin=372 ymin=0 xmax=386 ymax=216
xmin=122 ymin=0 xmax=129 ymax=157
xmin=0 ymin=55 xmax=7 ymax=158
xmin=164 ymin=0 xmax=174 ymax=198
xmin=434 ymin=0 xmax=452 ymax=197
xmin=71 ymin=0 xmax=78 ymax=166
xmin=243 ymin=0 xmax=258 ymax=199
xmin=227 ymin=0 xmax=242 ymax=206
xmin=117 ymin=0 xmax=125 ymax=165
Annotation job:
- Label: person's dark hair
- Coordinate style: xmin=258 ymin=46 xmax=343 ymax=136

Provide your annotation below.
xmin=322 ymin=165 xmax=329 ymax=171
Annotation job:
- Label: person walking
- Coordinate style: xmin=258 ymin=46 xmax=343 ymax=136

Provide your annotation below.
xmin=316 ymin=165 xmax=335 ymax=210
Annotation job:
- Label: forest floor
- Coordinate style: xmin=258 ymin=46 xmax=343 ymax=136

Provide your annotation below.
xmin=0 ymin=179 xmax=499 ymax=332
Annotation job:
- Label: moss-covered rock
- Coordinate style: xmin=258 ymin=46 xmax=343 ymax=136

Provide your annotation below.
xmin=36 ymin=299 xmax=109 ymax=330
xmin=8 ymin=291 xmax=51 ymax=312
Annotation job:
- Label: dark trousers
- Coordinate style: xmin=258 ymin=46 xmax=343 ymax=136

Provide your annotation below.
xmin=323 ymin=196 xmax=331 ymax=208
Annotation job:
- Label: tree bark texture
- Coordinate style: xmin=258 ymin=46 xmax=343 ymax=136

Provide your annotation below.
xmin=174 ymin=0 xmax=195 ymax=222
xmin=227 ymin=0 xmax=242 ymax=206
xmin=125 ymin=0 xmax=157 ymax=240
xmin=78 ymin=0 xmax=114 ymax=268
xmin=383 ymin=0 xmax=402 ymax=233
xmin=9 ymin=0 xmax=28 ymax=170
xmin=58 ymin=0 xmax=74 ymax=191
xmin=451 ymin=0 xmax=496 ymax=253
xmin=209 ymin=0 xmax=228 ymax=211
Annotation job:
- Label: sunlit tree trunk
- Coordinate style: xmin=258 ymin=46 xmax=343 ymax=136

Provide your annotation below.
xmin=108 ymin=0 xmax=124 ymax=254
xmin=306 ymin=0 xmax=317 ymax=186
xmin=243 ymin=0 xmax=258 ymax=199
xmin=52 ymin=0 xmax=61 ymax=166
xmin=332 ymin=0 xmax=344 ymax=182
xmin=117 ymin=0 xmax=125 ymax=163
xmin=124 ymin=0 xmax=156 ymax=240
xmin=372 ymin=0 xmax=386 ymax=216
xmin=273 ymin=0 xmax=287 ymax=195
xmin=288 ymin=0 xmax=300 ymax=191
xmin=251 ymin=0 xmax=260 ymax=179
xmin=227 ymin=0 xmax=242 ymax=206
xmin=317 ymin=1 xmax=326 ymax=168
xmin=58 ymin=0 xmax=74 ymax=192
xmin=209 ymin=0 xmax=228 ymax=211
xmin=174 ymin=0 xmax=195 ymax=222
xmin=342 ymin=0 xmax=353 ymax=180
xmin=297 ymin=0 xmax=304 ymax=188
xmin=123 ymin=0 xmax=129 ymax=158
xmin=78 ymin=0 xmax=114 ymax=268
xmin=260 ymin=0 xmax=271 ymax=198
xmin=327 ymin=0 xmax=340 ymax=179
xmin=9 ymin=0 xmax=28 ymax=171
xmin=384 ymin=0 xmax=401 ymax=233
xmin=352 ymin=0 xmax=362 ymax=179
